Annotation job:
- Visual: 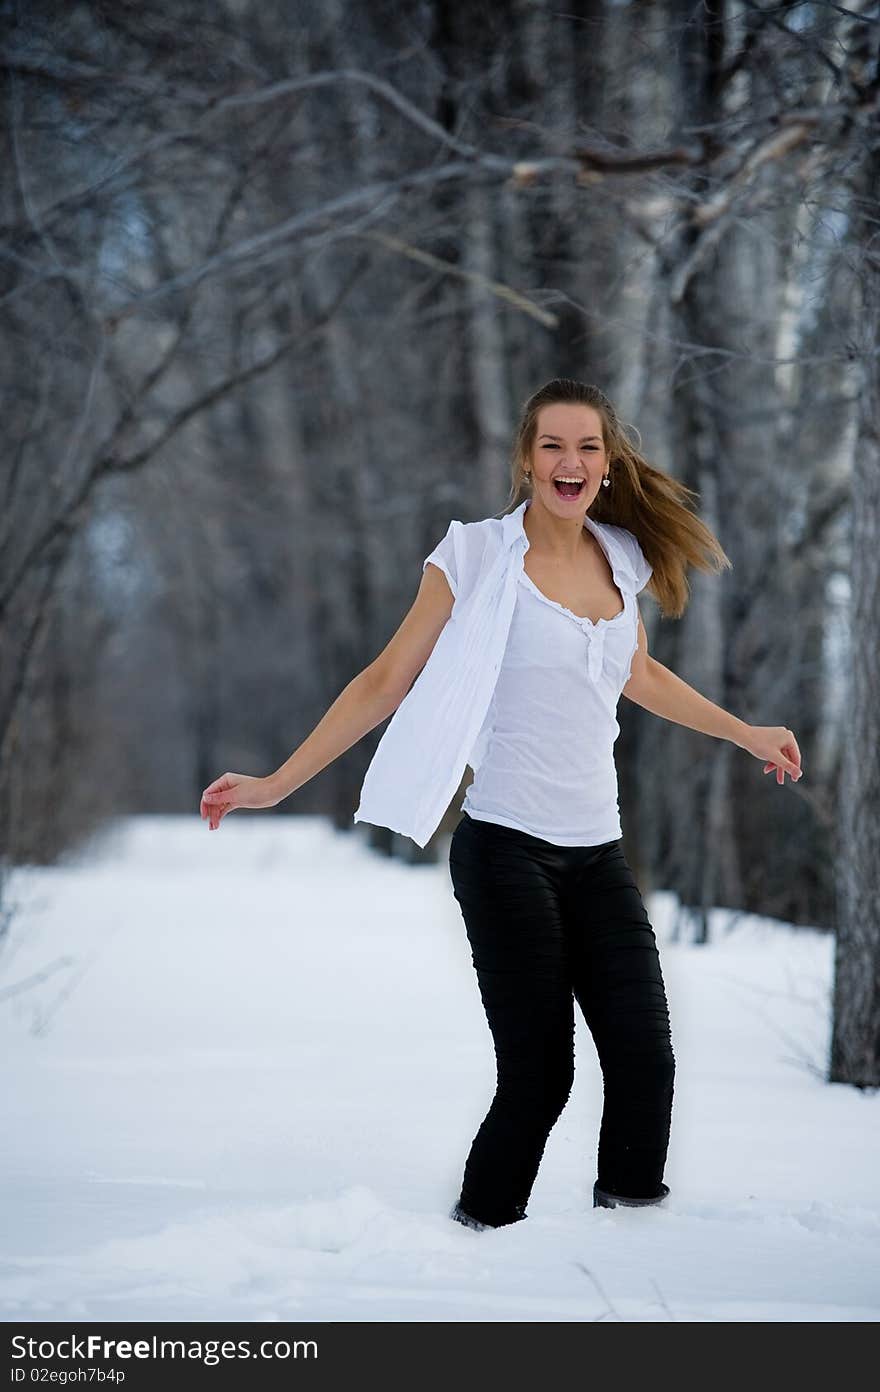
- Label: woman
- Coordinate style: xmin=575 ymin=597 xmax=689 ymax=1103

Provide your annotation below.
xmin=201 ymin=379 xmax=803 ymax=1231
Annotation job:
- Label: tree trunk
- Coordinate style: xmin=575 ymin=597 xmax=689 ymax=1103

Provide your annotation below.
xmin=829 ymin=78 xmax=880 ymax=1086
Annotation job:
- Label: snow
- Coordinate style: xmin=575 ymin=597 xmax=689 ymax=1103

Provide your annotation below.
xmin=1 ymin=815 xmax=877 ymax=1323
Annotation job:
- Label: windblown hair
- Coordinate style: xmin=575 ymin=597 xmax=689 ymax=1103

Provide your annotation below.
xmin=502 ymin=378 xmax=731 ymax=619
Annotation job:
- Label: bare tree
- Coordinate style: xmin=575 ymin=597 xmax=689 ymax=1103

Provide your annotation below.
xmin=1 ymin=0 xmax=878 ymax=1079
xmin=830 ymin=8 xmax=880 ymax=1087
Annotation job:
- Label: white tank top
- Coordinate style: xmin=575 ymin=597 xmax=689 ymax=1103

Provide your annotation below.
xmin=461 ymin=540 xmax=646 ymax=846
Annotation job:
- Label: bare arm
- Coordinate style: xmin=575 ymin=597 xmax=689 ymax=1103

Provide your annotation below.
xmin=269 ymin=562 xmax=455 ymax=802
xmin=266 ymin=671 xmax=402 ymax=803
xmin=622 ymin=610 xmax=803 ymax=783
xmin=201 ymin=563 xmax=455 ymax=825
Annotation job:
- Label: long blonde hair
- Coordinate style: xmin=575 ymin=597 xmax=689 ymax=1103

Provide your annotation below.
xmin=502 ymin=379 xmax=731 ymax=619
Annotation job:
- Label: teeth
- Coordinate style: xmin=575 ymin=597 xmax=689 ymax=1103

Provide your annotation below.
xmin=554 ymin=477 xmax=584 ymax=484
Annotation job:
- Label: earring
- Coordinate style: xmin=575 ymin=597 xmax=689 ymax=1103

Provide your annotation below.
xmin=602 ymin=474 xmax=610 ymax=487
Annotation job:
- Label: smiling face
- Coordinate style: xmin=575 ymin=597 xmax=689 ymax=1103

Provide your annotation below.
xmin=527 ymin=402 xmax=608 ymax=517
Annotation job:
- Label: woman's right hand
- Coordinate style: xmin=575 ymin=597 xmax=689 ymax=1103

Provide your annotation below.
xmin=200 ymin=772 xmax=281 ymax=830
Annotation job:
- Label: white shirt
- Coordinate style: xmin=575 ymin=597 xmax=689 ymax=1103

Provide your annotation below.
xmin=353 ymin=498 xmax=652 ymax=848
xmin=461 ymin=510 xmax=650 ymax=843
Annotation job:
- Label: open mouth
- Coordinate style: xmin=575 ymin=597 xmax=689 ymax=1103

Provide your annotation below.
xmin=553 ymin=478 xmax=586 ymax=500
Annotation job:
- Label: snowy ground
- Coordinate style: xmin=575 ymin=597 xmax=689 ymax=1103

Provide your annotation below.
xmin=1 ymin=815 xmax=877 ymax=1323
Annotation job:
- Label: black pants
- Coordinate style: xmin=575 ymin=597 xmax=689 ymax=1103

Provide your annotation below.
xmin=448 ymin=811 xmax=675 ymax=1227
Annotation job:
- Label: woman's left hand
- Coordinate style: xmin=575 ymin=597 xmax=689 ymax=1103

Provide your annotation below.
xmin=741 ymin=725 xmax=803 ymax=784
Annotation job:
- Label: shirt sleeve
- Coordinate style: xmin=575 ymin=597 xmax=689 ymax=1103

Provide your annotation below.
xmin=622 ymin=528 xmax=653 ymax=593
xmin=422 ymin=520 xmax=459 ymax=598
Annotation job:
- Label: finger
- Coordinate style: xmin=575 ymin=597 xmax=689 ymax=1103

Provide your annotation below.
xmin=781 ymin=751 xmax=802 ymax=779
xmin=782 ymin=735 xmax=802 ymax=778
xmin=202 ymin=776 xmax=235 ymax=799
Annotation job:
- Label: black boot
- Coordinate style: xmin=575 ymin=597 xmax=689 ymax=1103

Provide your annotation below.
xmin=593 ymin=1181 xmax=670 ymax=1210
xmin=449 ymin=1202 xmax=491 ymax=1231
xmin=448 ymin=1200 xmax=527 ymax=1230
